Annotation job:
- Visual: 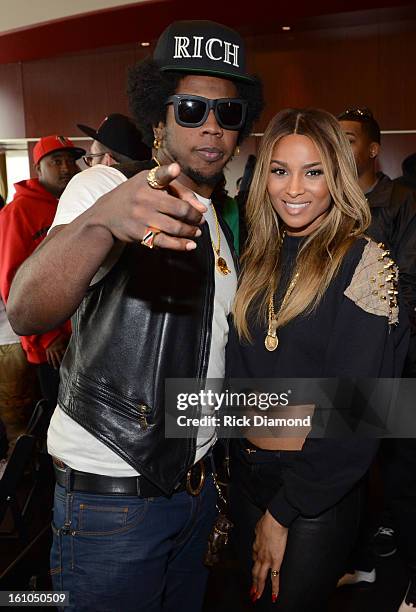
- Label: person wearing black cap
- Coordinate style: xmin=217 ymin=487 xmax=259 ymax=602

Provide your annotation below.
xmin=7 ymin=20 xmax=263 ymax=612
xmin=78 ymin=113 xmax=151 ymax=166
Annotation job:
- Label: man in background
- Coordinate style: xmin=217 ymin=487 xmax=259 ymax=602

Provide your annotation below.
xmin=395 ymin=152 xmax=416 ymax=191
xmin=339 ymin=107 xmax=416 ymax=612
xmin=0 ymin=135 xmax=84 ymax=409
xmin=338 ymin=107 xmax=416 ymax=375
xmin=0 ymin=294 xmax=38 ymax=451
xmin=78 ymin=113 xmax=151 ymax=167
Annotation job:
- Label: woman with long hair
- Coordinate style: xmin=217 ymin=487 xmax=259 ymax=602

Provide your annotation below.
xmin=226 ymin=108 xmax=408 ymax=611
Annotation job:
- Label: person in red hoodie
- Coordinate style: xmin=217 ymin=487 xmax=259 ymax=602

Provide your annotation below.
xmin=0 ymin=135 xmax=85 ymax=409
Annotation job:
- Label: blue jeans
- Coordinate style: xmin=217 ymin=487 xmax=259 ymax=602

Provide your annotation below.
xmin=50 ymin=475 xmax=218 ymax=611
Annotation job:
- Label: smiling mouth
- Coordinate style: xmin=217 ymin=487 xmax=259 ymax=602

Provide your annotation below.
xmin=283 ymin=200 xmax=311 ymax=210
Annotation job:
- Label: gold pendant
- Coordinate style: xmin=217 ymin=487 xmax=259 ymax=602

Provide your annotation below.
xmin=265 ymin=334 xmax=278 ymax=351
xmin=217 ymin=256 xmax=231 ymax=275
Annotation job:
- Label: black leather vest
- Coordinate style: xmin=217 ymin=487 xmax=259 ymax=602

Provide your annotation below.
xmin=58 ymin=161 xmax=236 ymax=495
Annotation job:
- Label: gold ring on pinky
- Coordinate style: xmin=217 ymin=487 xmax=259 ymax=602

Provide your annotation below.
xmin=141 ymin=227 xmax=160 ymax=249
xmin=146 ymin=166 xmax=164 ymax=189
xmin=271 ymin=569 xmax=280 ymax=577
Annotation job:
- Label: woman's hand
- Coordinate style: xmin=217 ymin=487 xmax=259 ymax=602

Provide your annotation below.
xmin=251 ymin=510 xmax=288 ymax=604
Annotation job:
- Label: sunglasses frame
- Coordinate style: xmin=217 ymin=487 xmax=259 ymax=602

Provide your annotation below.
xmin=83 ymin=152 xmax=107 ymax=167
xmin=166 ymin=94 xmax=247 ymax=130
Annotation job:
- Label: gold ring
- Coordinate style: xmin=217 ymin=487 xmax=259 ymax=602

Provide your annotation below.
xmin=141 ymin=226 xmax=160 ymax=249
xmin=146 ymin=167 xmax=164 ymax=189
xmin=271 ymin=569 xmax=279 ymax=577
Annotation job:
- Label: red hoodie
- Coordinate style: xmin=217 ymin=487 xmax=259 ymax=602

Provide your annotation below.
xmin=0 ymin=178 xmax=71 ymax=363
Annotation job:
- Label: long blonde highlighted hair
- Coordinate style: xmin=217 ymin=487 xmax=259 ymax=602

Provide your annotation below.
xmin=233 ymin=108 xmax=371 ymax=341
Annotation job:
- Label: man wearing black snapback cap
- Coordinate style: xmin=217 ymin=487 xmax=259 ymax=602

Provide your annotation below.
xmin=8 ymin=20 xmax=263 ymax=612
xmin=78 ymin=113 xmax=151 ymax=166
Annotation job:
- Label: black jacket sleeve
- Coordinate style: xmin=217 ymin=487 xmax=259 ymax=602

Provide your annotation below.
xmin=389 ymin=185 xmax=416 ymax=374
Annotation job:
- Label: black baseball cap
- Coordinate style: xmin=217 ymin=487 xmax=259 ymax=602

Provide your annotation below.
xmin=153 ymin=20 xmax=256 ymax=84
xmin=77 ymin=114 xmax=151 ymax=161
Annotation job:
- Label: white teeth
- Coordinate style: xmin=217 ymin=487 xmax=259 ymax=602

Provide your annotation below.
xmin=284 ymin=201 xmax=310 ymax=209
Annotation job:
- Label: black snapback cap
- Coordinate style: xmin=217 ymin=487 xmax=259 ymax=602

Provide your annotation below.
xmin=77 ymin=114 xmax=151 ymax=161
xmin=153 ymin=20 xmax=256 ymax=83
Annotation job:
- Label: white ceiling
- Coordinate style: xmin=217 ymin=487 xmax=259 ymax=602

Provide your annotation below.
xmin=0 ymin=0 xmax=147 ymax=35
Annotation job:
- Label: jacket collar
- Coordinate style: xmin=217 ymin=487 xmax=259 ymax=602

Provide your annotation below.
xmin=366 ymin=172 xmax=393 ymax=208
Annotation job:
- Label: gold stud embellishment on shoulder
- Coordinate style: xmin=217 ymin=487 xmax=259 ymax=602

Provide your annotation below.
xmin=344 ymin=240 xmax=399 ymax=325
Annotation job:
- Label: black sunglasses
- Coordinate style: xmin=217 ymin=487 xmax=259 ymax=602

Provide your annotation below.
xmin=166 ymin=94 xmax=247 ymax=130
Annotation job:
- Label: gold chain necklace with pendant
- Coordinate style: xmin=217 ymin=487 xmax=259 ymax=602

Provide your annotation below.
xmin=265 ymin=232 xmax=299 ymax=351
xmin=265 ymin=272 xmax=299 ymax=351
xmin=152 ymin=157 xmax=230 ymax=276
xmin=209 ymin=202 xmax=231 ymax=276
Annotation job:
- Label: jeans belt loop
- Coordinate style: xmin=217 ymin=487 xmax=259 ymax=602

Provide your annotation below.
xmin=64 ymin=464 xmax=73 ymax=493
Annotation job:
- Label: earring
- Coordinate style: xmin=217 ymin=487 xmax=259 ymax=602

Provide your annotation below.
xmin=153 ymin=137 xmax=161 ymax=150
xmin=234 ymin=146 xmax=240 ymax=157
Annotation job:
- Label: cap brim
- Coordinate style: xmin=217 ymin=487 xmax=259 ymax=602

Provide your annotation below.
xmin=77 ymin=122 xmax=120 ymax=154
xmin=160 ymin=65 xmax=257 ymax=84
xmin=77 ymin=123 xmax=98 ymax=140
xmin=36 ymin=146 xmax=86 ymax=164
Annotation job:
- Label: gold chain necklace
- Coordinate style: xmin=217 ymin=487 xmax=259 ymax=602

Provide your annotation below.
xmin=210 ymin=203 xmax=231 ymax=276
xmin=265 ymin=231 xmax=299 ymax=351
xmin=151 ymin=156 xmax=230 ymax=276
xmin=265 ymin=273 xmax=299 ymax=351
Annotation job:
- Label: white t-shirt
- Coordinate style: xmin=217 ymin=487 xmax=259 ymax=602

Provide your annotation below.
xmin=0 ymin=296 xmax=19 ymax=345
xmin=47 ymin=165 xmax=236 ymax=476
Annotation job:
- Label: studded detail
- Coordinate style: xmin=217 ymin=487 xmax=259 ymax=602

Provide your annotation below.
xmin=344 ymin=239 xmax=399 ymax=325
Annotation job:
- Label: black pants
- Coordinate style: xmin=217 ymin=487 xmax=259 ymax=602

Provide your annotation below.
xmin=229 ymin=440 xmax=361 ymax=612
xmin=36 ymin=363 xmax=60 ymax=411
xmin=381 ymin=438 xmax=416 ymax=573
